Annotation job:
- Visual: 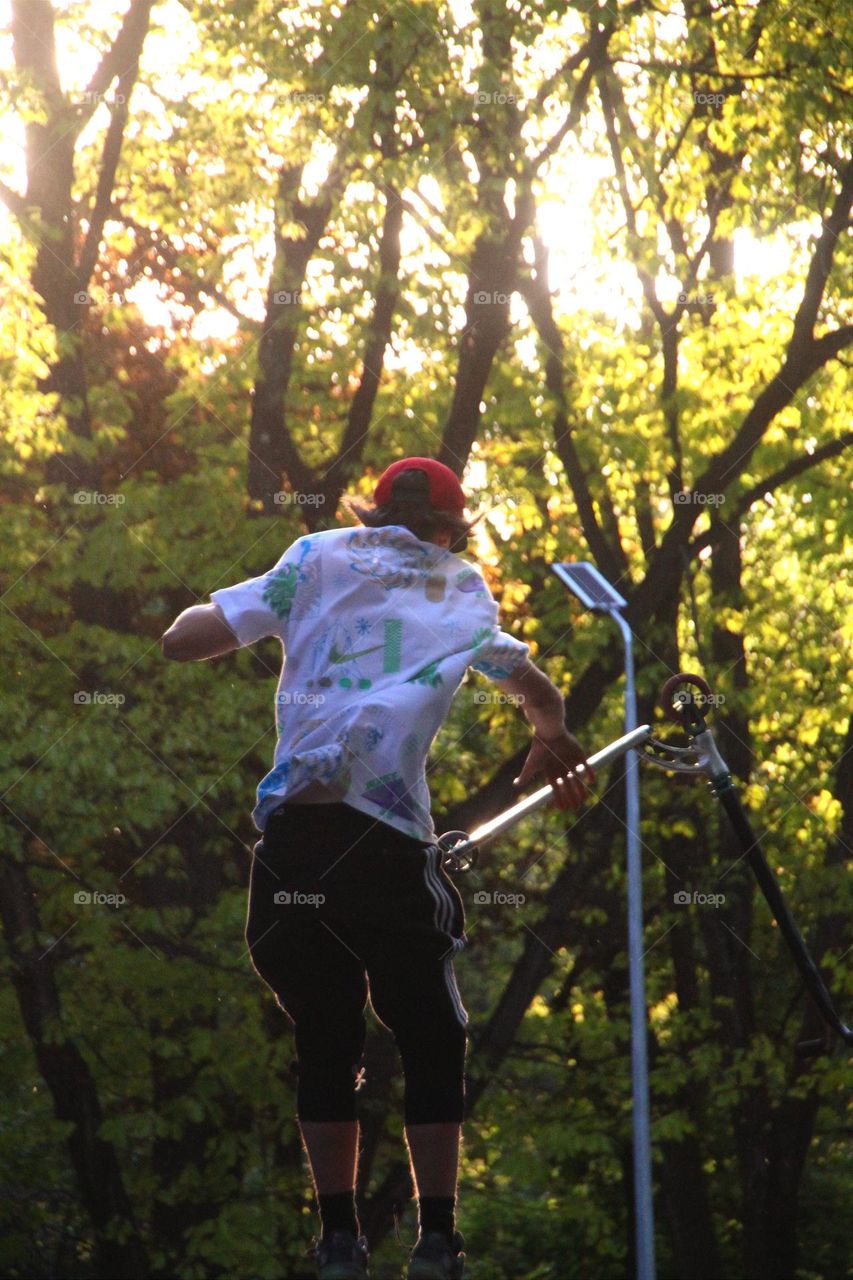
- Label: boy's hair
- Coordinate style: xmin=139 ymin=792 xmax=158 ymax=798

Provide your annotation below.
xmin=345 ymin=467 xmax=480 ymax=552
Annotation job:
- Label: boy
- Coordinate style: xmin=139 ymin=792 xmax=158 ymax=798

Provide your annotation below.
xmin=161 ymin=458 xmax=594 ymax=1279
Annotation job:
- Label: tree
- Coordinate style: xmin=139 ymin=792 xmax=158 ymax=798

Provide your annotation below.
xmin=1 ymin=2 xmax=850 ymax=1276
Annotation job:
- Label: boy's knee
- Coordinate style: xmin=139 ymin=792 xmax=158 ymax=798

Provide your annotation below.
xmin=402 ymin=1060 xmax=467 ymax=1124
xmin=397 ymin=1020 xmax=467 ymax=1124
xmin=294 ymin=1023 xmax=367 ymax=1122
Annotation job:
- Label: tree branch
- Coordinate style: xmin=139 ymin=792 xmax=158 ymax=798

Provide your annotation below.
xmin=78 ymin=0 xmax=155 ymax=128
xmin=518 ymin=231 xmax=630 ymax=583
xmin=77 ymin=108 xmax=129 ymax=287
xmin=689 ymin=430 xmax=853 ymax=557
xmin=597 ymin=68 xmax=665 ymax=326
xmin=789 ymin=156 xmax=853 ymax=351
xmin=321 ymin=181 xmax=404 ymax=508
xmin=809 ymin=322 xmax=853 ymax=366
xmin=0 ymin=177 xmax=30 ymax=221
xmin=120 ymin=215 xmax=259 ymax=327
xmin=531 ymin=19 xmax=614 ymax=172
xmin=76 ymin=2 xmax=154 ymax=284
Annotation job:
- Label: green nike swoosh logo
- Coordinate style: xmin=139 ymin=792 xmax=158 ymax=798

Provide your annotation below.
xmin=329 ymin=642 xmax=384 ymax=664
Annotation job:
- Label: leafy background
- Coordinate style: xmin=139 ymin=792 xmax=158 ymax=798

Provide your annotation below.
xmin=0 ymin=1 xmax=850 ymax=1277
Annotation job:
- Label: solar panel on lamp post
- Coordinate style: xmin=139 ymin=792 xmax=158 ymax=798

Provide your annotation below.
xmin=551 ymin=561 xmax=657 ymax=1280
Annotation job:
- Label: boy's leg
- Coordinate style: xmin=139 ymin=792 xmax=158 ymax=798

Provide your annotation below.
xmin=405 ymin=1122 xmax=461 ymax=1242
xmin=404 ymin=1122 xmax=460 ymax=1196
xmin=361 ymin=844 xmax=469 ymax=1245
xmin=245 ymin=808 xmax=371 ymax=1241
xmin=300 ymin=1120 xmax=361 ymax=1237
xmin=300 ymin=1120 xmax=360 ymax=1193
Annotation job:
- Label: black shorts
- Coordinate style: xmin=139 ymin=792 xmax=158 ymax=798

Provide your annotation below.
xmin=245 ymin=801 xmax=469 ymax=1123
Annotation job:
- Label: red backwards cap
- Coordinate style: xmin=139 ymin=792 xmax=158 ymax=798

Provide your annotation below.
xmin=373 ymin=457 xmax=467 ymax=514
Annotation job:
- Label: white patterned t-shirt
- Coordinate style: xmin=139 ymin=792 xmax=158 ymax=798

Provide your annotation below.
xmin=211 ymin=524 xmax=529 ymax=842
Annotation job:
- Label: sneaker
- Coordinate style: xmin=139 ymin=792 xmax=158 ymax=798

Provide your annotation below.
xmin=406 ymin=1229 xmax=465 ymax=1279
xmin=312 ymin=1229 xmax=370 ymax=1279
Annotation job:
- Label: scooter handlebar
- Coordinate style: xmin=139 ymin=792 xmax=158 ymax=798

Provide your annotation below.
xmin=439 ymin=724 xmax=651 ymax=866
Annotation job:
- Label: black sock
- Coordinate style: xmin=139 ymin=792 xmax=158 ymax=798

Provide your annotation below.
xmin=418 ymin=1194 xmax=456 ymax=1241
xmin=318 ymin=1190 xmax=359 ymax=1238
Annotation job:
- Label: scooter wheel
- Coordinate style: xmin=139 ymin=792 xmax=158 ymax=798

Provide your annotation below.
xmin=660 ymin=672 xmax=713 ymax=724
xmin=437 ymin=830 xmax=478 ymax=874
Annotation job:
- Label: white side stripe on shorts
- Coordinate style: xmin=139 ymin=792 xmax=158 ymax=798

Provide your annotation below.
xmin=444 ymin=953 xmax=468 ymax=1027
xmin=423 ymin=848 xmax=468 ymax=1026
xmin=424 ymin=847 xmax=452 ymax=933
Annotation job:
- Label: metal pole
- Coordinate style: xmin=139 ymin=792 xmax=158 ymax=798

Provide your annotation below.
xmin=548 ymin=562 xmax=657 ymax=1278
xmin=612 ymin=612 xmax=656 ymax=1280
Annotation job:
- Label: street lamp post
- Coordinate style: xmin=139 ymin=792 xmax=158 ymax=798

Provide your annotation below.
xmin=551 ymin=561 xmax=656 ymax=1280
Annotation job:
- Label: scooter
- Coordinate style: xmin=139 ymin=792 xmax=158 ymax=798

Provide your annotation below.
xmin=438 ymin=672 xmax=852 ymax=1054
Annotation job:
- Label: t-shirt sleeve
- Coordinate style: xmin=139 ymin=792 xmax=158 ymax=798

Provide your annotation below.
xmin=469 ymin=628 xmax=530 ymax=680
xmin=456 ymin=563 xmax=530 ymax=680
xmin=210 ymin=539 xmax=309 ymax=648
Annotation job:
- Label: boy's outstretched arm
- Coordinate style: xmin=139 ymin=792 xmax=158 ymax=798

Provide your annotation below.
xmin=161 ymin=603 xmax=240 ymax=662
xmin=493 ymin=658 xmax=596 ymax=811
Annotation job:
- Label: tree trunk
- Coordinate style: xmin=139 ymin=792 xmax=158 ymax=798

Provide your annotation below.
xmin=0 ymin=854 xmax=150 ymax=1278
xmin=248 ymin=165 xmax=336 ymax=511
xmin=315 ymin=182 xmax=405 ymax=524
xmin=11 ymin=0 xmax=154 ymax=489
